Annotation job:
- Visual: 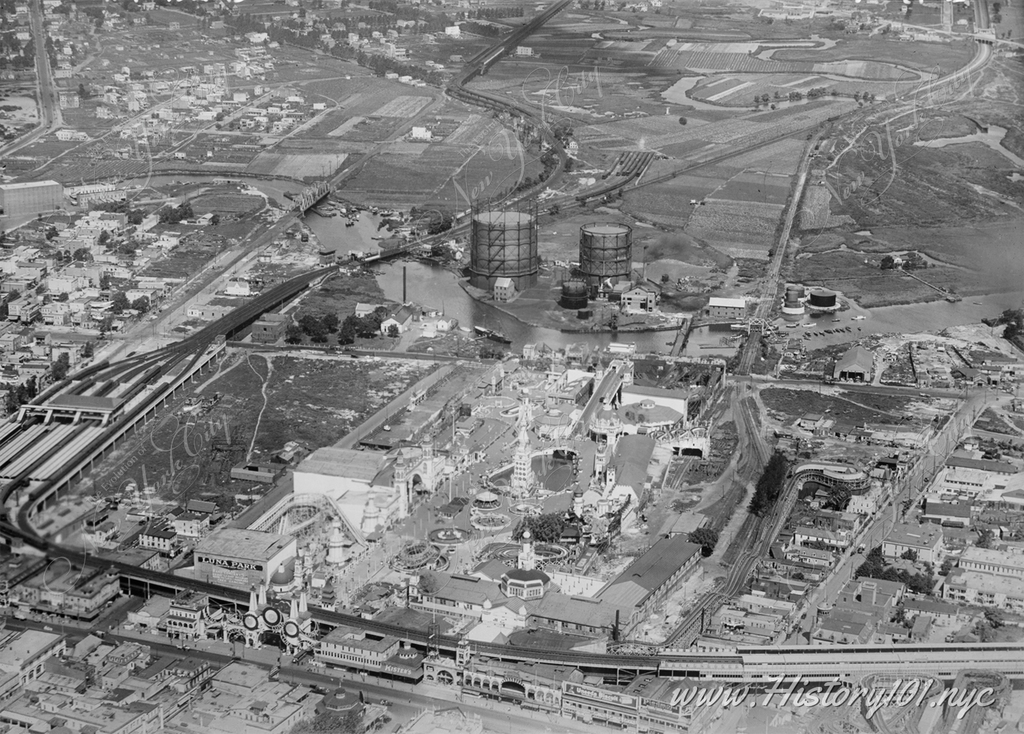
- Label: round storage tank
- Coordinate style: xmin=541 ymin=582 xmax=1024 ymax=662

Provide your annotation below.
xmin=468 ymin=211 xmax=538 ymax=290
xmin=560 ymin=279 xmax=589 ymax=310
xmin=579 ymin=223 xmax=632 ymax=284
xmin=784 ymin=285 xmax=804 ymax=306
xmin=808 ymin=288 xmax=837 ymax=308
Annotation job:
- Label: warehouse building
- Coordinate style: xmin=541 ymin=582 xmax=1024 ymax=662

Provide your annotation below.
xmin=0 ymin=181 xmax=64 ymax=217
xmin=191 ymin=527 xmax=296 ymax=590
xmin=705 ymin=297 xmax=746 ymax=321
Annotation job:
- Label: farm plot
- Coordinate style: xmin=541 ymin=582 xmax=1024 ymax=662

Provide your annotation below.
xmin=686 ymin=199 xmax=783 ymax=259
xmin=721 ymin=137 xmax=807 ymax=175
xmin=245 ymin=151 xmax=348 ymax=180
xmin=374 ymin=95 xmax=432 ymax=118
xmin=191 ymin=193 xmax=264 ymax=215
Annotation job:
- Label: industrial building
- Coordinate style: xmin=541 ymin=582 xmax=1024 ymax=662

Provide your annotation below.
xmin=578 ymin=223 xmax=632 ymax=286
xmin=705 ymin=297 xmax=746 ymax=321
xmin=0 ymin=181 xmax=64 ymax=217
xmin=467 ymin=204 xmax=539 ymax=290
xmin=832 ymin=345 xmax=874 ymax=382
xmin=191 ymin=528 xmax=297 ymax=590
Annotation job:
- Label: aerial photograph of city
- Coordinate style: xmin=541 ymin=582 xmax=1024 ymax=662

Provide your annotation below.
xmin=0 ymin=0 xmax=1022 ymax=730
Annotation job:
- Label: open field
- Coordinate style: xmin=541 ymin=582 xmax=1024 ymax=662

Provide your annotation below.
xmin=714 ymin=171 xmax=792 ymax=205
xmin=798 ymin=184 xmax=856 ymax=230
xmin=246 ymin=151 xmax=348 ymax=180
xmin=770 ymin=37 xmax=975 ymax=73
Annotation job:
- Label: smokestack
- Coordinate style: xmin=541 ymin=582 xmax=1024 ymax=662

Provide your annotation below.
xmin=403 ymin=266 xmax=407 ymax=304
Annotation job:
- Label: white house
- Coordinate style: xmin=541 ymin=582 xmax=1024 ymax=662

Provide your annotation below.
xmin=493 ymin=277 xmax=516 ymax=303
xmin=409 ymin=126 xmax=432 ymax=142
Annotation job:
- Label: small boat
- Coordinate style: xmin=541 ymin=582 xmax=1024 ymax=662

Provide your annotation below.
xmin=488 ymin=332 xmax=513 ymax=345
xmin=831 ymin=318 xmax=841 ymax=323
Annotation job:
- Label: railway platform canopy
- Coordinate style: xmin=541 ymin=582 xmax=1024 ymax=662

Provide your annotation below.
xmin=20 ymin=395 xmax=125 ymax=427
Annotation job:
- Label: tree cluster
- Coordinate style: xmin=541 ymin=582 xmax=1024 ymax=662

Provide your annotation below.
xmin=988 ymin=309 xmax=1024 ymax=344
xmin=689 ymin=527 xmax=720 ymax=557
xmin=286 ymin=311 xmax=341 ymax=344
xmin=472 ymin=6 xmax=525 ymax=18
xmin=159 ymin=202 xmax=194 ymax=225
xmin=855 ymin=545 xmax=935 ymax=595
xmin=3 ymin=376 xmax=37 ymax=415
xmin=748 ymin=451 xmax=789 ymax=517
xmin=512 ymin=513 xmax=568 ymax=543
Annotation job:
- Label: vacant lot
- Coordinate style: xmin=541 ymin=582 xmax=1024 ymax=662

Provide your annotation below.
xmin=762 ymin=387 xmax=916 ymax=424
xmin=88 ymin=354 xmax=437 ymax=509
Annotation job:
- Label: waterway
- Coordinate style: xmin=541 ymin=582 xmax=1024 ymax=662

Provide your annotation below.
xmin=913 ymin=125 xmax=1024 ymax=169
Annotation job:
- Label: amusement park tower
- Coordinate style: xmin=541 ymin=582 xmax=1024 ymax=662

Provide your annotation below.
xmin=511 ymin=401 xmax=535 ymax=498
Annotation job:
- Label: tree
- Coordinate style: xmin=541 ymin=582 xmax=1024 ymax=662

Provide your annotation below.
xmin=82 ymin=341 xmax=95 ymax=359
xmin=660 ymin=273 xmax=671 ymax=285
xmin=78 ymin=82 xmax=89 ymax=99
xmin=131 ymin=296 xmax=150 ymax=314
xmin=98 ymin=230 xmax=111 ymax=247
xmin=50 ymin=352 xmax=71 ymax=382
xmin=880 ymin=255 xmax=896 ymax=270
xmin=284 ymin=324 xmax=304 ymax=344
xmin=678 ymin=116 xmax=687 ymax=125
xmin=45 ymin=226 xmax=58 ymax=240
xmin=322 ymin=313 xmax=339 ymax=333
xmin=111 ymin=291 xmax=130 ymax=314
xmin=900 ymin=549 xmax=918 ymax=562
xmin=210 ymin=214 xmax=221 ymax=226
xmin=689 ymin=527 xmax=720 ymax=557
xmin=338 ymin=317 xmax=357 ymax=345
xmin=977 ymin=528 xmax=995 ymax=548
xmin=386 ymin=323 xmax=399 ymax=338
xmin=940 ymin=557 xmax=955 ymax=575
xmin=127 ymin=209 xmax=145 ymax=226
xmin=824 ymin=484 xmax=851 ymax=511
